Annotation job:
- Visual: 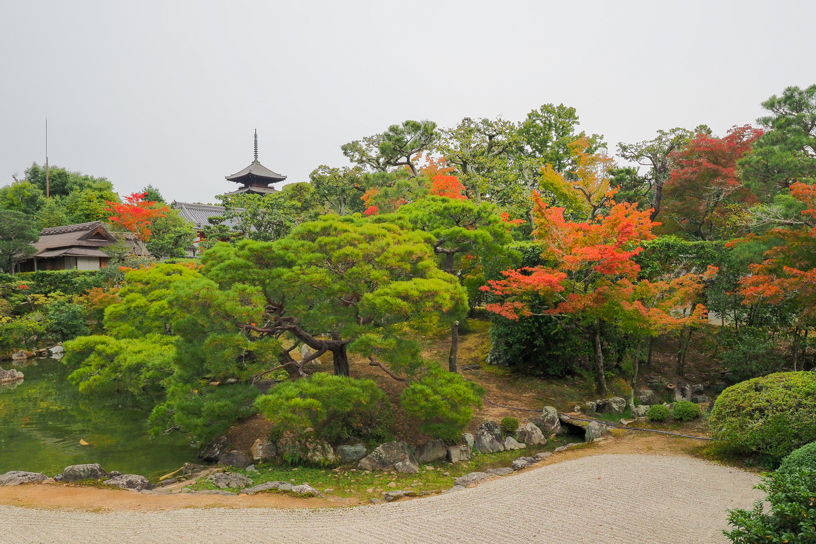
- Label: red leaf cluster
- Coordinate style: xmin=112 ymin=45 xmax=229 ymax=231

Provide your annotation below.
xmin=106 ymin=192 xmax=168 ymax=243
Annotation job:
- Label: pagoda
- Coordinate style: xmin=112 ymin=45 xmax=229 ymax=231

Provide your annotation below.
xmin=224 ymin=130 xmax=286 ymax=195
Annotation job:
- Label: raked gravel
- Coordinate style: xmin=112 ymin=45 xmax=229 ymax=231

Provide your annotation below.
xmin=0 ymin=454 xmax=762 ymax=544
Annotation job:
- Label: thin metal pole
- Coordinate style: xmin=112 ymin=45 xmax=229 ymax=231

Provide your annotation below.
xmin=45 ymin=118 xmax=50 ymax=199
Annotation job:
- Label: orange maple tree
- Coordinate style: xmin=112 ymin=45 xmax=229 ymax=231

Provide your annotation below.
xmin=482 ymin=192 xmax=712 ymax=394
xmin=429 ymin=174 xmax=467 ymax=200
xmin=106 ymin=192 xmax=168 ymax=255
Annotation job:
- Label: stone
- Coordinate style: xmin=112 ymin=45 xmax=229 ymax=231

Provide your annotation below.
xmin=515 ymin=422 xmax=547 ymax=446
xmin=249 ymin=438 xmax=278 ymax=463
xmin=554 ymin=443 xmax=579 ymax=453
xmin=206 ymin=472 xmax=253 ymax=490
xmin=49 ymin=345 xmax=65 ymax=355
xmin=461 ymin=433 xmax=475 ymax=449
xmin=386 ymin=481 xmax=397 ymax=488
xmin=369 ymin=498 xmax=382 ymax=504
xmin=633 ymin=405 xmax=650 ymax=417
xmin=218 ymin=451 xmax=253 ymax=469
xmin=535 ymin=452 xmax=552 ymax=460
xmin=244 ymin=481 xmax=288 ymax=495
xmin=103 ymin=474 xmax=153 ymax=491
xmin=383 ymin=489 xmax=416 ymax=502
xmin=182 ymin=463 xmax=205 ymax=475
xmin=691 ymin=394 xmax=710 ymax=404
xmin=537 ymin=406 xmax=562 ymax=434
xmin=637 ymin=388 xmax=657 ymax=405
xmin=337 ymin=444 xmax=367 ymax=463
xmin=454 ymin=472 xmax=489 ymax=486
xmin=0 ymin=471 xmax=47 ymax=486
xmin=417 ymin=439 xmax=447 ymax=463
xmin=246 ymin=465 xmax=258 ymax=473
xmin=584 ymin=421 xmax=610 ymax=442
xmin=304 ymin=439 xmax=338 ymax=465
xmin=691 ymin=383 xmax=706 ymax=394
xmin=504 ymin=436 xmax=525 ymax=450
xmin=61 ymin=463 xmax=108 ymax=482
xmin=277 ymin=483 xmax=293 ymax=491
xmin=160 ymin=478 xmax=177 ymax=487
xmin=582 ymin=401 xmax=597 ymax=414
xmin=486 ymin=467 xmax=513 ymax=476
xmin=446 ymin=445 xmax=471 ymax=463
xmin=512 ymin=459 xmax=531 ymax=471
xmin=197 ymin=489 xmax=236 ymax=496
xmin=10 ymin=350 xmax=32 ymax=361
xmin=199 ymin=436 xmax=229 ymax=462
xmin=358 ymin=442 xmax=418 ymax=474
xmin=0 ymin=368 xmax=24 ymax=384
xmin=473 ymin=421 xmax=504 ymax=454
xmin=444 ymin=485 xmax=465 ymax=493
xmin=291 ymin=484 xmax=322 ymax=497
xmin=109 ymin=471 xmax=123 ymax=478
xmin=596 ymin=397 xmax=627 ymax=414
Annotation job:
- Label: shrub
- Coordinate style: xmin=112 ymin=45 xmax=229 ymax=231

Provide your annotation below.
xmin=400 ymin=366 xmax=484 ymax=442
xmin=724 ymin=468 xmax=816 ymax=543
xmin=672 ymin=400 xmax=702 ymax=422
xmin=501 ymin=417 xmax=519 ymax=434
xmin=710 ymin=372 xmax=816 ymax=463
xmin=647 ymin=404 xmax=670 ymax=422
xmin=778 ymin=441 xmax=816 ymax=474
xmin=47 ymin=300 xmax=90 ymax=341
xmin=254 ymin=373 xmax=393 ymax=445
xmin=716 ymin=327 xmax=780 ymax=383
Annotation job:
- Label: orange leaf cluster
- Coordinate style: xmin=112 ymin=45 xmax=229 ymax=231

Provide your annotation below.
xmin=106 ymin=192 xmax=168 ymax=243
xmin=429 ymin=174 xmax=467 ymax=200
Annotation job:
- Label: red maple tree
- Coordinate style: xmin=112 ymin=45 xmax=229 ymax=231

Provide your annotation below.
xmin=429 ymin=174 xmax=467 ymax=200
xmin=106 ymin=192 xmax=168 ymax=255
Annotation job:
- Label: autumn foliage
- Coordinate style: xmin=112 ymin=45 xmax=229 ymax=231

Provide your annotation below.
xmin=106 ymin=192 xmax=168 ymax=244
xmin=429 ymin=174 xmax=467 ymax=200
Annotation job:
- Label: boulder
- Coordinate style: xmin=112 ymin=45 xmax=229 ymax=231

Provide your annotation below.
xmin=49 ymin=345 xmax=65 ymax=356
xmin=454 ymin=472 xmax=489 ymax=486
xmin=103 ymin=474 xmax=153 ymax=491
xmin=446 ymin=445 xmax=471 ymax=463
xmin=417 ymin=439 xmax=447 ymax=463
xmin=291 ymin=484 xmax=323 ymax=497
xmin=473 ymin=421 xmax=504 ymax=454
xmin=632 ymin=405 xmax=649 ymax=418
xmin=504 ymin=436 xmax=525 ymax=450
xmin=582 ymin=401 xmax=597 ymax=414
xmin=512 ymin=457 xmax=535 ymax=471
xmin=383 ymin=489 xmax=417 ymax=502
xmin=636 ymin=388 xmax=657 ymax=405
xmin=534 ymin=452 xmax=552 ymax=460
xmin=11 ymin=350 xmax=32 ymax=361
xmin=358 ymin=441 xmax=419 ymax=474
xmin=486 ymin=467 xmax=513 ymax=476
xmin=199 ymin=436 xmax=229 ymax=462
xmin=691 ymin=394 xmax=710 ymax=404
xmin=584 ymin=421 xmax=610 ymax=442
xmin=244 ymin=481 xmax=288 ymax=495
xmin=337 ymin=444 xmax=367 ymax=463
xmin=305 ymin=439 xmax=337 ymax=465
xmin=537 ymin=406 xmax=562 ymax=434
xmin=691 ymin=383 xmax=706 ymax=394
xmin=515 ymin=422 xmax=547 ymax=446
xmin=0 ymin=471 xmax=47 ymax=486
xmin=206 ymin=472 xmax=253 ymax=489
xmin=182 ymin=462 xmax=206 ymax=475
xmin=250 ymin=438 xmax=275 ymax=463
xmin=0 ymin=368 xmax=24 ymax=384
xmin=596 ymin=397 xmax=627 ymax=414
xmin=218 ymin=451 xmax=253 ymax=469
xmin=61 ymin=463 xmax=108 ymax=482
xmin=461 ymin=433 xmax=475 ymax=449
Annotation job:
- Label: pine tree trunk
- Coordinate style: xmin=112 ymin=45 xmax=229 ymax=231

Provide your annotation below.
xmin=592 ymin=322 xmax=607 ymax=397
xmin=331 ymin=344 xmax=350 ymax=377
xmin=448 ymin=321 xmax=459 ymax=373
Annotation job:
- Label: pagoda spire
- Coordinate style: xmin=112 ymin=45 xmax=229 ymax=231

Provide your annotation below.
xmin=254 ymin=129 xmax=258 ymax=163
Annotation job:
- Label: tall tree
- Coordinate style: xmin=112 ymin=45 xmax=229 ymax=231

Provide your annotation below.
xmin=617 ymin=127 xmax=701 ymax=220
xmin=106 ymin=192 xmax=168 ymax=255
xmin=215 ymin=192 xmax=301 ymax=242
xmin=740 ymin=84 xmax=816 ymax=199
xmin=24 ymin=163 xmax=113 ymax=200
xmin=516 ymin=103 xmax=604 ymax=172
xmin=0 ymin=181 xmax=45 ymax=215
xmin=342 ymin=120 xmax=439 ymax=177
xmin=0 ymin=210 xmax=39 ymax=273
xmin=662 ymin=125 xmax=763 ymax=240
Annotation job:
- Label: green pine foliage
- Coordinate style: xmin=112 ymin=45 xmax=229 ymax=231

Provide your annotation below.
xmin=647 ymin=404 xmax=670 ymax=422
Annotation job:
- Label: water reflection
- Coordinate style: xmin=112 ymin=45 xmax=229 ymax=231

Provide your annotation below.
xmin=0 ymin=358 xmax=197 ymax=480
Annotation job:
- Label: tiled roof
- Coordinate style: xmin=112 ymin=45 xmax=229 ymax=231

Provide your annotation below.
xmin=171 ymin=201 xmax=241 ymax=229
xmin=226 ymin=160 xmax=287 ymax=184
xmin=40 ymin=221 xmax=103 ymax=235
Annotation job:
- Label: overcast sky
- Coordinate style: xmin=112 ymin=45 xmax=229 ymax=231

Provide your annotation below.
xmin=1 ymin=1 xmax=814 ymax=204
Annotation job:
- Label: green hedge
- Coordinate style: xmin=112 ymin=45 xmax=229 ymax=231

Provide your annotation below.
xmin=647 ymin=404 xmax=670 ymax=422
xmin=672 ymin=400 xmax=702 ymax=422
xmin=778 ymin=441 xmax=816 ymax=474
xmin=710 ymin=372 xmax=816 ymax=463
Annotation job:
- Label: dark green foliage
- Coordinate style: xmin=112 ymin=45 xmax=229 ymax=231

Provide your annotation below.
xmin=400 ymin=366 xmax=484 ymax=442
xmin=0 ymin=210 xmax=39 ymax=273
xmin=18 ymin=269 xmax=119 ymax=296
xmin=487 ymin=313 xmax=587 ymax=376
xmin=46 ymin=300 xmax=90 ymax=341
xmin=500 ymin=417 xmax=519 ymax=434
xmin=724 ymin=468 xmax=816 ymax=543
xmin=717 ymin=328 xmax=781 ymax=382
xmin=778 ymin=442 xmax=816 ymax=474
xmin=254 ymin=373 xmax=393 ymax=445
xmin=647 ymin=404 xmax=670 ymax=422
xmin=672 ymin=400 xmax=702 ymax=422
xmin=710 ymin=372 xmax=816 ymax=464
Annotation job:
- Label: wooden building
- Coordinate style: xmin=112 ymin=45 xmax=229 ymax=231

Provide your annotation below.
xmin=224 ymin=129 xmax=287 ymax=196
xmin=17 ymin=221 xmax=118 ymax=272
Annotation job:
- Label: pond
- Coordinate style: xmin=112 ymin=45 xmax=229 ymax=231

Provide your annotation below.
xmin=0 ymin=358 xmax=198 ymax=481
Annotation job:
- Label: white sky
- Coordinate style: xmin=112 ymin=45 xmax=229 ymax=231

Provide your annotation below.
xmin=1 ymin=0 xmax=814 ymax=204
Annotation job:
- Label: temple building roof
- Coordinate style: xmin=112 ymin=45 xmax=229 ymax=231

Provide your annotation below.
xmin=225 ymin=130 xmax=286 ymax=192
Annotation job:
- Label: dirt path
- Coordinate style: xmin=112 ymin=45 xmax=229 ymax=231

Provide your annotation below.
xmin=0 ymin=452 xmax=761 ymax=544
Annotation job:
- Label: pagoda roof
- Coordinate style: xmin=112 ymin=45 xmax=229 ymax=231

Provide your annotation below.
xmin=226 ymin=160 xmax=287 ymax=185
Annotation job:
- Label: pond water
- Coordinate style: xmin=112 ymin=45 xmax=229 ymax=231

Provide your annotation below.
xmin=0 ymin=358 xmax=198 ymax=481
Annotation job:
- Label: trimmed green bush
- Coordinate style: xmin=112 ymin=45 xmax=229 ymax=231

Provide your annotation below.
xmin=500 ymin=417 xmax=519 ymax=434
xmin=778 ymin=441 xmax=816 ymax=474
xmin=400 ymin=366 xmax=484 ymax=442
xmin=672 ymin=400 xmax=702 ymax=422
xmin=724 ymin=468 xmax=816 ymax=543
xmin=710 ymin=372 xmax=816 ymax=463
xmin=647 ymin=404 xmax=670 ymax=422
xmin=254 ymin=373 xmax=393 ymax=445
